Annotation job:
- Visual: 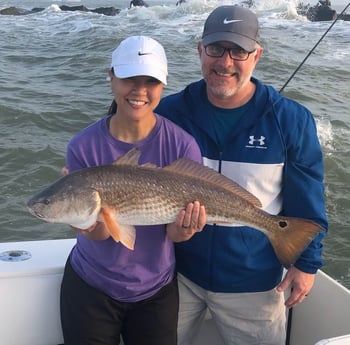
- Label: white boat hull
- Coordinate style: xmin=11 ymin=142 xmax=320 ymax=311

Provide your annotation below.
xmin=0 ymin=239 xmax=349 ymax=345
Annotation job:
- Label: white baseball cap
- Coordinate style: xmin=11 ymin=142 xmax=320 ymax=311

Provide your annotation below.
xmin=111 ymin=36 xmax=168 ymax=85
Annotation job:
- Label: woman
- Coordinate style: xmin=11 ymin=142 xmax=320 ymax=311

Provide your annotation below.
xmin=60 ymin=35 xmax=205 ymax=345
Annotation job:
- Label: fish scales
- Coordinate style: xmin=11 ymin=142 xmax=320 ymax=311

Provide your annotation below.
xmin=87 ymin=164 xmax=256 ymax=226
xmin=27 ymin=148 xmax=324 ymax=267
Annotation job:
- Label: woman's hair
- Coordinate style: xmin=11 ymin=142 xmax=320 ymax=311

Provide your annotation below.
xmin=108 ymin=67 xmax=117 ymax=115
xmin=108 ymin=99 xmax=117 ymax=115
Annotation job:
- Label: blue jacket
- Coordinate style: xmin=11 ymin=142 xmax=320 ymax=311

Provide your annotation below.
xmin=156 ymin=77 xmax=328 ymax=293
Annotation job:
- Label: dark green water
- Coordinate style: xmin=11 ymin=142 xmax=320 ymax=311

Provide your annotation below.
xmin=0 ymin=0 xmax=349 ymax=288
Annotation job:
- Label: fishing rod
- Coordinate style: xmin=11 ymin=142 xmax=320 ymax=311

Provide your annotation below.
xmin=283 ymin=6 xmax=350 ymax=343
xmin=279 ymin=1 xmax=350 ymax=93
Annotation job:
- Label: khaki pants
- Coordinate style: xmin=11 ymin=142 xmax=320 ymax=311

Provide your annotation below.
xmin=177 ymin=273 xmax=286 ymax=345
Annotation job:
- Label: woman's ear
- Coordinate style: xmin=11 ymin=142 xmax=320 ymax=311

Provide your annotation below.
xmin=107 ymin=68 xmax=113 ymax=82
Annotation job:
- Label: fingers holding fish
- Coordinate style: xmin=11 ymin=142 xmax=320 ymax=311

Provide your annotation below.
xmin=182 ymin=201 xmax=206 ymax=232
xmin=61 ymin=166 xmax=69 ymax=176
xmin=167 ymin=201 xmax=206 ymax=242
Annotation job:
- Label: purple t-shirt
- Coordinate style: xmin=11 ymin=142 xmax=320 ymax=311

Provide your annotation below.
xmin=66 ymin=114 xmax=202 ymax=302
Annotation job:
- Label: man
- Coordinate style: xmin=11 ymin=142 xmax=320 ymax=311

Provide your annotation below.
xmin=156 ymin=5 xmax=328 ymax=345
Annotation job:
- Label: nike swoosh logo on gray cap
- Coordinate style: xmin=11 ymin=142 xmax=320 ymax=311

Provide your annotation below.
xmin=223 ymin=19 xmax=243 ymax=24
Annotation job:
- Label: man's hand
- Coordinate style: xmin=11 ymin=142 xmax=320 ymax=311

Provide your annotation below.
xmin=277 ymin=266 xmax=315 ymax=308
xmin=167 ymin=201 xmax=206 ymax=242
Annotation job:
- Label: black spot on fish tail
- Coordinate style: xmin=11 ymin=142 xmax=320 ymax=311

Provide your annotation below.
xmin=278 ymin=220 xmax=288 ymax=228
xmin=268 ymin=217 xmax=324 ymax=268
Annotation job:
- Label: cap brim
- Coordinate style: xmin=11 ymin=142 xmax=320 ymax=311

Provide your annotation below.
xmin=202 ymin=32 xmax=256 ymax=52
xmin=113 ymin=64 xmax=167 ymax=85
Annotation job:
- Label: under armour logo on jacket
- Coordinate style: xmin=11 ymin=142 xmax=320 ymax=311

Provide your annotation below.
xmin=249 ymin=135 xmax=265 ymax=146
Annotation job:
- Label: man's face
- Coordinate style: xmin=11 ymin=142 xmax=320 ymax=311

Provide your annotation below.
xmin=198 ymin=40 xmax=263 ymax=106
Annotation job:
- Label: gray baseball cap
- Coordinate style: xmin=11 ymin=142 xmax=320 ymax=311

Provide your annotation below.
xmin=202 ymin=5 xmax=260 ymax=52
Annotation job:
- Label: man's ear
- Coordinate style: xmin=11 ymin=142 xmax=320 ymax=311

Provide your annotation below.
xmin=197 ymin=41 xmax=203 ymax=57
xmin=254 ymin=47 xmax=264 ymax=63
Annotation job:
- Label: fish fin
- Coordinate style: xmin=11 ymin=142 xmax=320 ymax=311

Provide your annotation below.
xmin=112 ymin=148 xmax=141 ymax=166
xmin=118 ymin=224 xmax=136 ymax=250
xmin=164 ymin=158 xmax=262 ymax=207
xmin=100 ymin=208 xmax=136 ymax=250
xmin=267 ymin=217 xmax=324 ymax=268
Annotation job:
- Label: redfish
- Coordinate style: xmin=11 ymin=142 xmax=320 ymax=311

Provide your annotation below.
xmin=27 ymin=148 xmax=323 ymax=267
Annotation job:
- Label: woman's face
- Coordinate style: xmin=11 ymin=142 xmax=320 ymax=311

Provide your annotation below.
xmin=109 ymin=70 xmax=163 ymax=121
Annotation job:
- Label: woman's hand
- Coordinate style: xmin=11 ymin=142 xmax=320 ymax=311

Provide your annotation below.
xmin=166 ymin=201 xmax=206 ymax=242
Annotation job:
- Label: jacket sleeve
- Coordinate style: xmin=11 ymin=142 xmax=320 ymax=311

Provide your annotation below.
xmin=280 ymin=100 xmax=328 ymax=273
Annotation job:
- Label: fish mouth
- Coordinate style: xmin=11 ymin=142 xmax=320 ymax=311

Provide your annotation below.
xmin=27 ymin=207 xmax=46 ymax=220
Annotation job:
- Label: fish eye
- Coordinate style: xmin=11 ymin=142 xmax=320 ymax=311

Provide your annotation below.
xmin=43 ymin=199 xmax=50 ymax=205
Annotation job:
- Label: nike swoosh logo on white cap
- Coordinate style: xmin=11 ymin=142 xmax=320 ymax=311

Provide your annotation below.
xmin=223 ymin=19 xmax=243 ymax=24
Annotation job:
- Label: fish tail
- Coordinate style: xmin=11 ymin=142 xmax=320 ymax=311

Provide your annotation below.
xmin=268 ymin=217 xmax=324 ymax=268
xmin=100 ymin=208 xmax=136 ymax=250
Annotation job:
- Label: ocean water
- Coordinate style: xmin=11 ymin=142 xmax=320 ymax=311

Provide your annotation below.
xmin=0 ymin=0 xmax=349 ymax=288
